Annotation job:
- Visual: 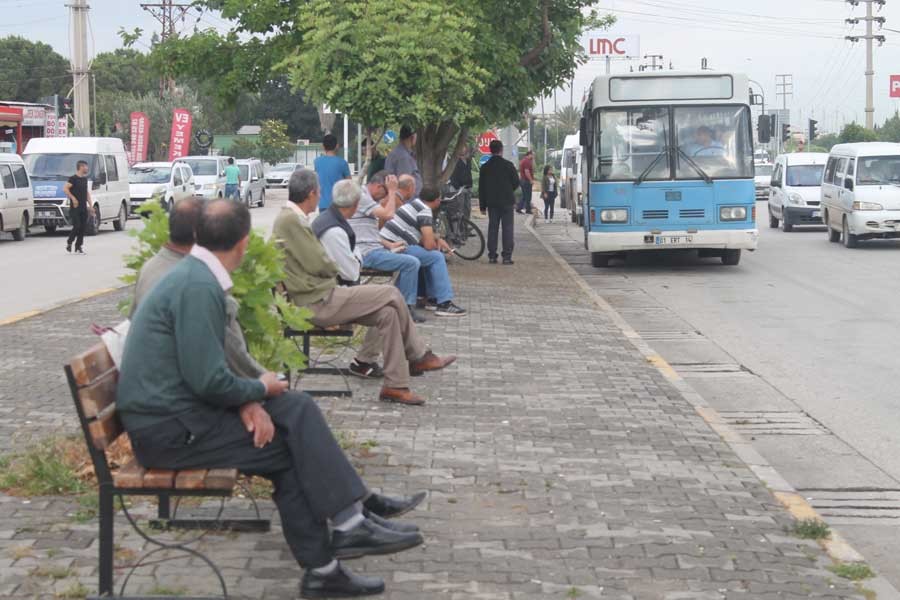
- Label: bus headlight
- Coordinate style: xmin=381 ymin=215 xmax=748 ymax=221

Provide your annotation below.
xmin=600 ymin=209 xmax=628 ymax=223
xmin=720 ymin=206 xmax=747 ymax=221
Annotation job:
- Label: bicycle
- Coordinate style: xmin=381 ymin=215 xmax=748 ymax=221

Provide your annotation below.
xmin=434 ymin=186 xmax=485 ymax=260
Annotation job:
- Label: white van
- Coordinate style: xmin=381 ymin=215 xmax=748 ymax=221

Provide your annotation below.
xmin=821 ymin=143 xmax=900 ymax=248
xmin=129 ymin=161 xmax=195 ymax=215
xmin=561 ymin=134 xmax=582 ymax=224
xmin=23 ymin=137 xmax=131 ymax=235
xmin=175 ymin=156 xmax=229 ymax=200
xmin=767 ymin=152 xmax=828 ymax=232
xmin=0 ymin=153 xmax=34 ymax=241
xmin=237 ymin=158 xmax=266 ymax=207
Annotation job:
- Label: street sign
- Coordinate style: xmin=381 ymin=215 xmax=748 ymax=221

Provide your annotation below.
xmin=479 ymin=154 xmax=491 ymax=167
xmin=890 ymin=75 xmax=900 ymax=98
xmin=477 ymin=130 xmax=498 ymax=154
xmin=383 ymin=130 xmax=397 ymax=144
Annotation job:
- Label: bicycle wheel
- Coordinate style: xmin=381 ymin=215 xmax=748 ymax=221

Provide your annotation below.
xmin=451 ymin=217 xmax=485 ymax=260
xmin=434 ymin=211 xmax=450 ymax=239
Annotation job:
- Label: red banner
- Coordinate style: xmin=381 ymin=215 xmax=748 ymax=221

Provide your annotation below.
xmin=129 ymin=112 xmax=150 ymax=164
xmin=167 ymin=108 xmax=192 ymax=161
xmin=891 ymin=75 xmax=900 ymax=99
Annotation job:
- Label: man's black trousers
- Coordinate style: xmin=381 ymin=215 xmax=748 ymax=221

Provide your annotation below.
xmin=67 ymin=210 xmax=86 ymax=249
xmin=487 ymin=204 xmax=515 ymax=260
xmin=127 ymin=392 xmax=367 ymax=569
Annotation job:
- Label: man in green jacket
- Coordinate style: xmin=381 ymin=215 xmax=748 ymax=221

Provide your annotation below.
xmin=272 ymin=169 xmax=456 ymax=406
xmin=118 ymin=199 xmax=426 ymax=599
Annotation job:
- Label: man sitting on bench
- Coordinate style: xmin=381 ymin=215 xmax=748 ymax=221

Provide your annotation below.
xmin=273 ymin=169 xmax=455 ymax=406
xmin=118 ymin=199 xmax=426 ymax=599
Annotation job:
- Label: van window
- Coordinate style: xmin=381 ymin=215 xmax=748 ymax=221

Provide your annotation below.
xmin=786 ymin=164 xmax=824 ymax=187
xmin=833 ymin=158 xmax=848 ymax=185
xmin=856 ymin=156 xmax=900 ymax=185
xmin=179 ymin=159 xmax=219 ymax=176
xmin=0 ymin=165 xmax=13 ymax=189
xmin=771 ymin=163 xmax=783 ymax=187
xmin=173 ymin=168 xmax=183 ymax=186
xmin=105 ymin=156 xmax=119 ymax=182
xmin=11 ymin=164 xmax=29 ymax=188
xmin=823 ymin=157 xmax=837 ymax=184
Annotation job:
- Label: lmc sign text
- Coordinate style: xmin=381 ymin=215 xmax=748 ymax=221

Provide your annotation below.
xmin=584 ymin=34 xmax=640 ymax=59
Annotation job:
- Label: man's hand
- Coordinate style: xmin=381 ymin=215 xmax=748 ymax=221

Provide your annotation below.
xmin=438 ymin=239 xmax=452 ymax=253
xmin=259 ymin=372 xmax=289 ymax=398
xmin=385 ymin=174 xmax=399 ymax=195
xmin=382 ymin=239 xmax=406 ymax=251
xmin=239 ymin=402 xmax=275 ymax=448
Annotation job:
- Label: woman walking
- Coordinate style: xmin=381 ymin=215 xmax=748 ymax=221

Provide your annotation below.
xmin=541 ymin=165 xmax=558 ymax=223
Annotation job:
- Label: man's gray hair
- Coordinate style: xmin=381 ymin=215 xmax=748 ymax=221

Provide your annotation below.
xmin=332 ymin=179 xmax=362 ymax=208
xmin=288 ymin=168 xmax=319 ymax=204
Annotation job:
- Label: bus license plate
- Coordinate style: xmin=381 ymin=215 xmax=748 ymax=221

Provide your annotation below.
xmin=653 ymin=235 xmax=693 ymax=246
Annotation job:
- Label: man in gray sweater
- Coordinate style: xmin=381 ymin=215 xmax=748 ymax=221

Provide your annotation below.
xmin=131 ymin=197 xmax=266 ymax=379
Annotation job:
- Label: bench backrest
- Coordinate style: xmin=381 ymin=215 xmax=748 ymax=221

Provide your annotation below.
xmin=65 ymin=343 xmax=123 ymax=484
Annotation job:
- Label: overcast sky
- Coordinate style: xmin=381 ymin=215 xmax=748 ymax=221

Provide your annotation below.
xmin=5 ymin=0 xmax=900 ymax=135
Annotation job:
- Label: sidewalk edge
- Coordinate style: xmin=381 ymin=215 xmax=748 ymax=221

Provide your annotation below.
xmin=0 ymin=285 xmax=128 ymax=327
xmin=525 ymin=215 xmax=900 ymax=598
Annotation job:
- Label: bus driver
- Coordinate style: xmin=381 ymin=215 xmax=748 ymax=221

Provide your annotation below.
xmin=684 ymin=126 xmax=725 ymax=157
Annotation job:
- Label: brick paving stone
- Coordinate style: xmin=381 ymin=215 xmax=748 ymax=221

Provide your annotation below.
xmin=0 ymin=216 xmax=866 ymax=598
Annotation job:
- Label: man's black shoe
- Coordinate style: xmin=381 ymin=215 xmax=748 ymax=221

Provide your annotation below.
xmin=300 ymin=562 xmax=385 ymax=598
xmin=363 ymin=491 xmax=426 ymax=518
xmin=331 ymin=518 xmax=423 ymax=559
xmin=364 ymin=509 xmax=419 ymax=533
xmin=502 ymin=258 xmax=514 ymax=265
xmin=488 ymin=257 xmax=498 ymax=264
xmin=348 ymin=359 xmax=384 ymax=379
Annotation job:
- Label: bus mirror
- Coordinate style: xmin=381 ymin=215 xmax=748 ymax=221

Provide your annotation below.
xmin=579 ymin=117 xmax=588 ymax=146
xmin=844 ymin=178 xmax=854 ymax=191
xmin=757 ymin=115 xmax=771 ymax=144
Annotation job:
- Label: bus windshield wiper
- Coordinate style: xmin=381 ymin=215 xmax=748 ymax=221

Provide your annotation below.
xmin=675 ymin=147 xmax=712 ymax=183
xmin=635 ymin=147 xmax=669 ymax=186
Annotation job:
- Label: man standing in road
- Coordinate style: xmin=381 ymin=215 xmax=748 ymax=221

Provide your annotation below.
xmin=479 ymin=140 xmax=519 ymax=265
xmin=384 ymin=125 xmax=422 ymax=196
xmin=64 ymin=160 xmax=91 ymax=254
xmin=224 ymin=157 xmax=242 ymax=201
xmin=517 ymin=149 xmax=535 ymax=214
xmin=314 ymin=133 xmax=351 ymax=212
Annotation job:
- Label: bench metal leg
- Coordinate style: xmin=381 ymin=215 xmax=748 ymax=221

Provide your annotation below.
xmin=157 ymin=494 xmax=171 ymax=519
xmin=98 ymin=485 xmax=115 ymax=597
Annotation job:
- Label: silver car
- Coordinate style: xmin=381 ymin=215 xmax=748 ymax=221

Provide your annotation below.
xmin=265 ymin=162 xmax=301 ymax=188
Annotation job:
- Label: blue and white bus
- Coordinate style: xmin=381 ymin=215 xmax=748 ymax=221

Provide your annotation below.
xmin=578 ymin=71 xmax=759 ymax=266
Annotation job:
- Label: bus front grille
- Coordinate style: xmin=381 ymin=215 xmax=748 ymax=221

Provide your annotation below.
xmin=679 ymin=209 xmax=706 ymax=219
xmin=642 ymin=210 xmax=669 ymax=220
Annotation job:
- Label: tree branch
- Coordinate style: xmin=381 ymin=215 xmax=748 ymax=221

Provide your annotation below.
xmin=440 ymin=126 xmax=470 ymax=183
xmin=519 ymin=0 xmax=551 ymax=67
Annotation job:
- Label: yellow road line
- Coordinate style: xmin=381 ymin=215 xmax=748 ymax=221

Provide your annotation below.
xmin=0 ymin=286 xmax=124 ymax=328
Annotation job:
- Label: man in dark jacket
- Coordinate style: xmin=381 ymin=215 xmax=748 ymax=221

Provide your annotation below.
xmin=478 ymin=140 xmax=519 ymax=264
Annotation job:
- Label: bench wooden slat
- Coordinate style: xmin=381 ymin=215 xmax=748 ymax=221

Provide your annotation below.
xmin=143 ymin=469 xmax=175 ymax=488
xmin=70 ymin=344 xmax=115 ymax=387
xmin=114 ymin=458 xmax=146 ymax=488
xmin=175 ymin=469 xmax=209 ymax=489
xmin=205 ymin=469 xmax=238 ymax=490
xmin=78 ymin=370 xmax=118 ymax=419
xmin=87 ymin=405 xmax=124 ymax=451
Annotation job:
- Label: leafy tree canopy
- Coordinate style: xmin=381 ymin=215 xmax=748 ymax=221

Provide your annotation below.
xmin=0 ymin=36 xmax=70 ymax=102
xmin=256 ymin=119 xmax=294 ymax=164
xmin=92 ymin=48 xmax=157 ymax=96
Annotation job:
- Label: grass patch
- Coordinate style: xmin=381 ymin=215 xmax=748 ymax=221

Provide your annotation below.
xmin=33 ymin=565 xmax=75 ymax=579
xmin=790 ymin=518 xmax=831 ymax=540
xmin=72 ymin=494 xmax=99 ymax=523
xmin=566 ymin=587 xmax=582 ymax=598
xmin=9 ymin=545 xmax=35 ymax=560
xmin=828 ymin=562 xmax=875 ymax=581
xmin=56 ymin=582 xmax=89 ymax=599
xmin=238 ymin=475 xmax=274 ymax=499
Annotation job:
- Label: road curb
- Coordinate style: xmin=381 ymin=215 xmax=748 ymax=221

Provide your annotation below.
xmin=525 ymin=215 xmax=900 ymax=598
xmin=0 ymin=285 xmax=128 ymax=327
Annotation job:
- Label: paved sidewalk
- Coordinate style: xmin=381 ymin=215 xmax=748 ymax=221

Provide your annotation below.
xmin=0 ymin=216 xmax=866 ymax=599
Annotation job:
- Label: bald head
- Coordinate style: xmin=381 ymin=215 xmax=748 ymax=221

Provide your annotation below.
xmin=196 ymin=199 xmax=251 ymax=252
xmin=169 ymin=196 xmax=204 ymax=245
xmin=398 ymin=174 xmax=416 ymax=200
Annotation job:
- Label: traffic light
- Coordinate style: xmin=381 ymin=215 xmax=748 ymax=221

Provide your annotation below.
xmin=757 ymin=114 xmax=772 ymax=143
xmin=781 ymin=123 xmax=791 ymax=143
xmin=59 ymin=97 xmax=73 ymax=117
xmin=809 ymin=119 xmax=819 ymax=142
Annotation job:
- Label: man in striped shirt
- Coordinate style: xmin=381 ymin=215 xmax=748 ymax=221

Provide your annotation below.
xmin=379 ymin=186 xmax=467 ymax=317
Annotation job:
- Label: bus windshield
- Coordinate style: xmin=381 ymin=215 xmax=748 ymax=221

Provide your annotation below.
xmin=594 ymin=105 xmax=752 ymax=181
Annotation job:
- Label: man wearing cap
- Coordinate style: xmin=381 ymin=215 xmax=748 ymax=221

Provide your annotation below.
xmin=384 ymin=125 xmax=422 ymax=197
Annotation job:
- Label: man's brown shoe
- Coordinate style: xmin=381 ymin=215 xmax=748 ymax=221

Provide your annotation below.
xmin=380 ymin=387 xmax=426 ymax=406
xmin=409 ymin=351 xmax=457 ymax=376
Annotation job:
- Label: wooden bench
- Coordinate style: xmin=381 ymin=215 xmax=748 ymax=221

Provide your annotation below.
xmin=65 ymin=343 xmax=270 ymax=599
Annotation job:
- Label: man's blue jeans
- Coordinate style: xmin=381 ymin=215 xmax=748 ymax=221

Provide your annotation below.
xmin=225 ymin=183 xmax=240 ymax=200
xmin=405 ymin=245 xmax=454 ymax=304
xmin=362 ymin=249 xmax=421 ymax=305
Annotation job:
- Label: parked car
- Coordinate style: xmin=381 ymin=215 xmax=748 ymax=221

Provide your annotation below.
xmin=767 ymin=153 xmax=828 ymax=232
xmin=754 ymin=162 xmax=773 ymax=201
xmin=0 ymin=153 xmax=34 ymax=241
xmin=175 ymin=156 xmax=229 ymax=200
xmin=237 ymin=158 xmax=266 ymax=207
xmin=23 ymin=137 xmax=131 ymax=235
xmin=821 ymin=143 xmax=900 ymax=248
xmin=265 ymin=162 xmax=302 ymax=188
xmin=128 ymin=162 xmax=195 ymax=215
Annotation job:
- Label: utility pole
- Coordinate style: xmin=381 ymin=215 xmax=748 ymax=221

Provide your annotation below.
xmin=775 ymin=74 xmax=793 ymax=111
xmin=141 ymin=1 xmax=194 ymax=94
xmin=845 ymin=0 xmax=886 ymax=130
xmin=68 ymin=0 xmax=91 ymax=136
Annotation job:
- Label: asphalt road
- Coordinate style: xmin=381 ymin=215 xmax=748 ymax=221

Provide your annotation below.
xmin=0 ymin=190 xmax=287 ymax=323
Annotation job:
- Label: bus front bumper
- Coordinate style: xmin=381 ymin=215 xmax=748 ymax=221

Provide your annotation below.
xmin=587 ymin=228 xmax=759 ymax=253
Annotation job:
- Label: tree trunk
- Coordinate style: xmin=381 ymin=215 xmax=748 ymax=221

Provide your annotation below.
xmin=415 ymin=121 xmax=468 ymax=188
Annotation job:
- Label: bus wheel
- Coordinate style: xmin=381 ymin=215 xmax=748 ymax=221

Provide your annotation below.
xmin=591 ymin=252 xmax=611 ymax=268
xmin=721 ymin=249 xmax=741 ymax=266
